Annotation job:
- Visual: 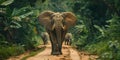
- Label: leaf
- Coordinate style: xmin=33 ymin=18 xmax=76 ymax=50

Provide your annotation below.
xmin=19 ymin=11 xmax=33 ymax=18
xmin=10 ymin=21 xmax=22 ymax=28
xmin=94 ymin=25 xmax=105 ymax=36
xmin=1 ymin=0 xmax=14 ymax=6
xmin=11 ymin=8 xmax=18 ymax=16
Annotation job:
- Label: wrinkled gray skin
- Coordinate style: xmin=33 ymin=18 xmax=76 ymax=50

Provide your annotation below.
xmin=38 ymin=11 xmax=76 ymax=55
xmin=65 ymin=33 xmax=72 ymax=45
xmin=41 ymin=32 xmax=49 ymax=45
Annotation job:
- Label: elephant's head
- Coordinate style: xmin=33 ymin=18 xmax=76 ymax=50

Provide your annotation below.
xmin=38 ymin=11 xmax=76 ymax=31
xmin=38 ymin=11 xmax=76 ymax=55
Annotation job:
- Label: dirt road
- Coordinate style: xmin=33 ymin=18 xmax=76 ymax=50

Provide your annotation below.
xmin=27 ymin=44 xmax=80 ymax=60
xmin=8 ymin=43 xmax=98 ymax=60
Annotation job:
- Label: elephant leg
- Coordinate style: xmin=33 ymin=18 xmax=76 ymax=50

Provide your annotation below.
xmin=50 ymin=31 xmax=60 ymax=55
xmin=58 ymin=37 xmax=62 ymax=55
xmin=49 ymin=32 xmax=55 ymax=54
xmin=45 ymin=39 xmax=48 ymax=45
xmin=56 ymin=29 xmax=63 ymax=55
xmin=59 ymin=30 xmax=66 ymax=54
xmin=69 ymin=40 xmax=70 ymax=45
xmin=45 ymin=40 xmax=47 ymax=45
xmin=69 ymin=39 xmax=71 ymax=45
xmin=65 ymin=40 xmax=67 ymax=45
xmin=48 ymin=31 xmax=55 ymax=54
xmin=70 ymin=40 xmax=72 ymax=45
xmin=66 ymin=41 xmax=68 ymax=45
xmin=66 ymin=39 xmax=68 ymax=45
xmin=68 ymin=40 xmax=70 ymax=45
xmin=67 ymin=40 xmax=68 ymax=45
xmin=44 ymin=38 xmax=46 ymax=45
xmin=65 ymin=40 xmax=66 ymax=45
xmin=44 ymin=40 xmax=46 ymax=45
xmin=43 ymin=38 xmax=46 ymax=45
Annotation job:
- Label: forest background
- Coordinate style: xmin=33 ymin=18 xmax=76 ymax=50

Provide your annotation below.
xmin=0 ymin=0 xmax=120 ymax=60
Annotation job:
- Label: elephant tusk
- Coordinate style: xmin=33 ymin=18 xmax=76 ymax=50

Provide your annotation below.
xmin=52 ymin=24 xmax=55 ymax=30
xmin=62 ymin=25 xmax=66 ymax=30
xmin=62 ymin=27 xmax=65 ymax=30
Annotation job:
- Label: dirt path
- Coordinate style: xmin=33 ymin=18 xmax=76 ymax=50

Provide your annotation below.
xmin=8 ymin=42 xmax=98 ymax=60
xmin=27 ymin=44 xmax=80 ymax=60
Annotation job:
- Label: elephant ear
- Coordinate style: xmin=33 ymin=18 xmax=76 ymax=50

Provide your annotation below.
xmin=62 ymin=12 xmax=77 ymax=29
xmin=38 ymin=11 xmax=54 ymax=29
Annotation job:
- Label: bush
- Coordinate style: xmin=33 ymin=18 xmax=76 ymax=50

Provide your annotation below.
xmin=0 ymin=45 xmax=25 ymax=60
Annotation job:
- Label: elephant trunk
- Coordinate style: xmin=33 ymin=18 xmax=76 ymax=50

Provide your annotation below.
xmin=55 ymin=28 xmax=62 ymax=54
xmin=51 ymin=21 xmax=65 ymax=55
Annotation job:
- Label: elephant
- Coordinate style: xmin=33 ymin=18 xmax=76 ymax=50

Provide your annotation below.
xmin=38 ymin=11 xmax=76 ymax=55
xmin=41 ymin=32 xmax=49 ymax=45
xmin=65 ymin=33 xmax=72 ymax=45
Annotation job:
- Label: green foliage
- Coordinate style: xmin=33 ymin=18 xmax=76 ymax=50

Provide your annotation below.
xmin=0 ymin=45 xmax=25 ymax=60
xmin=0 ymin=0 xmax=120 ymax=60
xmin=106 ymin=15 xmax=120 ymax=40
xmin=0 ymin=0 xmax=14 ymax=6
xmin=71 ymin=0 xmax=120 ymax=60
xmin=0 ymin=0 xmax=43 ymax=59
xmin=97 ymin=40 xmax=120 ymax=60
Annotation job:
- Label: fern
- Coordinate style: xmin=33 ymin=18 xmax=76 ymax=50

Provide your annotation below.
xmin=0 ymin=0 xmax=14 ymax=6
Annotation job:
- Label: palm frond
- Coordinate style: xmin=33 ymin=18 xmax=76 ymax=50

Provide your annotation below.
xmin=1 ymin=0 xmax=14 ymax=6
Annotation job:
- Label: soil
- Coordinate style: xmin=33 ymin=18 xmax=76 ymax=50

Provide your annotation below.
xmin=27 ymin=44 xmax=80 ymax=60
xmin=8 ymin=42 xmax=98 ymax=60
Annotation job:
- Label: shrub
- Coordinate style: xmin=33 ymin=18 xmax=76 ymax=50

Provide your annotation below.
xmin=0 ymin=45 xmax=25 ymax=60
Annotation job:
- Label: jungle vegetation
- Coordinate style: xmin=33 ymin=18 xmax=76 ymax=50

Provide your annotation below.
xmin=0 ymin=0 xmax=120 ymax=60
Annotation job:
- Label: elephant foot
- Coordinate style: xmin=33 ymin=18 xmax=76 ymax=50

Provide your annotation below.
xmin=51 ymin=51 xmax=61 ymax=55
xmin=59 ymin=52 xmax=62 ymax=55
